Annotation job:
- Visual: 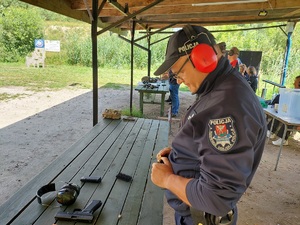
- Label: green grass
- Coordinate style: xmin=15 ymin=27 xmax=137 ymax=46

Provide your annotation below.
xmin=179 ymin=85 xmax=189 ymax=92
xmin=0 ymin=62 xmax=148 ymax=91
xmin=1 ymin=63 xmax=277 ymax=101
xmin=122 ymin=106 xmax=143 ymax=118
xmin=0 ymin=62 xmax=190 ymax=104
xmin=0 ymin=93 xmax=25 ymax=101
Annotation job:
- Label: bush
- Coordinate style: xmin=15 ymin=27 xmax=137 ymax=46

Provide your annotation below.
xmin=0 ymin=7 xmax=44 ymax=62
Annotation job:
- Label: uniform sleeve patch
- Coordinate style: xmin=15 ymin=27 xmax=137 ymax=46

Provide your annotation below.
xmin=208 ymin=116 xmax=237 ymax=152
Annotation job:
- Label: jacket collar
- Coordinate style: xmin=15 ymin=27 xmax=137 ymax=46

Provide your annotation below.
xmin=196 ymin=56 xmax=234 ymax=97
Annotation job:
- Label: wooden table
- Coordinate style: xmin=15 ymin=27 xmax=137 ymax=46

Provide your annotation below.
xmin=0 ymin=118 xmax=169 ymax=225
xmin=264 ymin=106 xmax=300 ymax=170
xmin=135 ymin=82 xmax=169 ymax=117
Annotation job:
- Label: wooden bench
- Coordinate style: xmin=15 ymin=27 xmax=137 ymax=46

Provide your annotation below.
xmin=0 ymin=118 xmax=169 ymax=225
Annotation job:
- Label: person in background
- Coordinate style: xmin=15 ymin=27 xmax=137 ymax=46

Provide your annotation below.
xmin=166 ymin=69 xmax=180 ymax=117
xmin=218 ymin=42 xmax=227 ymax=57
xmin=295 ymin=75 xmax=300 ymax=88
xmin=227 ymin=47 xmax=240 ymax=71
xmin=267 ymin=75 xmax=300 ymax=146
xmin=239 ymin=64 xmax=250 ymax=81
xmin=248 ymin=66 xmax=258 ymax=93
xmin=151 ymin=24 xmax=266 ymax=225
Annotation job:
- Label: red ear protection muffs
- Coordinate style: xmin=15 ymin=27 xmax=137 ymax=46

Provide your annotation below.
xmin=190 ymin=43 xmax=218 ymax=73
xmin=183 ymin=25 xmax=218 ymax=73
xmin=36 ymin=182 xmax=80 ymax=206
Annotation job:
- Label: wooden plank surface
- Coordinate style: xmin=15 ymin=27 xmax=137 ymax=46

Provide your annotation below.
xmin=1 ymin=118 xmax=169 ymax=225
xmin=0 ymin=119 xmax=113 ymax=225
xmin=137 ymin=119 xmax=169 ymax=225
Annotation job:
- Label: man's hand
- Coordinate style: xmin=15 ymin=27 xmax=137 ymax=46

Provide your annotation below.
xmin=161 ymin=73 xmax=169 ymax=80
xmin=151 ymin=156 xmax=173 ymax=189
xmin=152 ymin=148 xmax=193 ymax=206
xmin=156 ymin=147 xmax=172 ymax=163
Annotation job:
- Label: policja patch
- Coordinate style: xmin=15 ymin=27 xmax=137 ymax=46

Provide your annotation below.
xmin=208 ymin=116 xmax=237 ymax=152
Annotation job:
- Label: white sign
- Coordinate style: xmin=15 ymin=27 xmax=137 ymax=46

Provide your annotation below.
xmin=45 ymin=40 xmax=60 ymax=52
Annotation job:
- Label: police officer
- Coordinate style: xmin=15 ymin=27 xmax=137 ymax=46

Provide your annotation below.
xmin=151 ymin=25 xmax=266 ymax=225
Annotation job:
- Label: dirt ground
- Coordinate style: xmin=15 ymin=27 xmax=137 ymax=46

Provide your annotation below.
xmin=0 ymin=86 xmax=299 ymax=225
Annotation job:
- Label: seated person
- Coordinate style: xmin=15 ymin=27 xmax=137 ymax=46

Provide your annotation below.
xmin=267 ymin=75 xmax=300 ymax=146
xmin=267 ymin=120 xmax=290 ymax=146
xmin=239 ymin=64 xmax=250 ymax=81
xmin=248 ymin=66 xmax=258 ymax=93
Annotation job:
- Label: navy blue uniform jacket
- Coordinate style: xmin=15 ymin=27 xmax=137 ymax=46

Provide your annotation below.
xmin=167 ymin=56 xmax=267 ymax=216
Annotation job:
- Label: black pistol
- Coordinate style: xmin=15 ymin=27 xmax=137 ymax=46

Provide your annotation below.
xmin=55 ymin=200 xmax=102 ymax=223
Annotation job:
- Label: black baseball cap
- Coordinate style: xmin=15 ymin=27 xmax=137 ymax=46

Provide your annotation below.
xmin=154 ymin=25 xmax=216 ymax=75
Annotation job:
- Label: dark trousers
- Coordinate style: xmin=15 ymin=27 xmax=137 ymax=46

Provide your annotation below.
xmin=169 ymin=83 xmax=180 ymax=115
xmin=174 ymin=206 xmax=237 ymax=225
xmin=267 ymin=117 xmax=291 ymax=140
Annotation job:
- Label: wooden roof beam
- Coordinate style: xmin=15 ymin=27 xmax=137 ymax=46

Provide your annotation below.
xmin=136 ymin=15 xmax=300 ymax=27
xmin=138 ymin=9 xmax=294 ymax=21
xmin=96 ymin=0 xmax=163 ymax=35
xmin=70 ymin=0 xmax=300 ymax=10
xmin=107 ymin=0 xmax=147 ymax=30
xmin=70 ymin=0 xmax=300 ymax=18
xmin=19 ymin=0 xmax=126 ymax=35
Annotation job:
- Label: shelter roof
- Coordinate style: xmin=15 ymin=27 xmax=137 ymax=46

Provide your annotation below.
xmin=20 ymin=0 xmax=300 ymax=34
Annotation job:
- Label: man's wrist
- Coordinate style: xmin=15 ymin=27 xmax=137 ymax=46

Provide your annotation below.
xmin=165 ymin=173 xmax=176 ymax=189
